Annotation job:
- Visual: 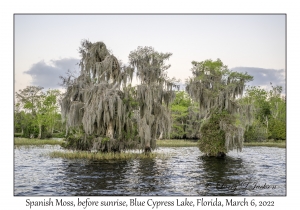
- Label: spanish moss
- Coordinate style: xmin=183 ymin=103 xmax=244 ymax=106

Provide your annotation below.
xmin=61 ymin=40 xmax=136 ymax=152
xmin=185 ymin=59 xmax=253 ymax=156
xmin=129 ymin=46 xmax=178 ymax=152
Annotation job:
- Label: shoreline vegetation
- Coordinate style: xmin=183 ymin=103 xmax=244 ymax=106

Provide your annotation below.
xmin=14 ymin=138 xmax=285 ymax=148
xmin=14 ymin=138 xmax=285 ymax=160
xmin=14 ymin=138 xmax=64 ymax=146
xmin=49 ymin=151 xmax=167 ymax=160
xmin=243 ymin=140 xmax=286 ymax=148
xmin=157 ymin=139 xmax=286 ymax=148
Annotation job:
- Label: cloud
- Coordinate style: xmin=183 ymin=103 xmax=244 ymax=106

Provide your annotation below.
xmin=24 ymin=58 xmax=80 ymax=89
xmin=24 ymin=59 xmax=286 ymax=95
xmin=231 ymin=67 xmax=286 ymax=94
xmin=177 ymin=67 xmax=286 ymax=94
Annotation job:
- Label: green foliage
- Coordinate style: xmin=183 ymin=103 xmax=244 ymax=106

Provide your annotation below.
xmin=15 ymin=86 xmax=44 ymax=115
xmin=172 ymin=91 xmax=192 ymax=107
xmin=14 ymin=133 xmax=23 ymax=138
xmin=185 ymin=105 xmax=201 ymax=139
xmin=51 ymin=132 xmax=65 ymax=138
xmin=198 ymin=111 xmax=229 ymax=156
xmin=170 ymin=91 xmax=202 ymax=139
xmin=14 ymin=110 xmax=39 ymax=138
xmin=269 ymin=118 xmax=286 ymax=140
xmin=62 ymin=128 xmax=92 ymax=151
xmin=243 ymin=85 xmax=286 ymax=141
xmin=244 ymin=120 xmax=269 ymax=142
xmin=15 ymin=87 xmax=63 ymax=139
xmin=170 ymin=91 xmax=192 ymax=139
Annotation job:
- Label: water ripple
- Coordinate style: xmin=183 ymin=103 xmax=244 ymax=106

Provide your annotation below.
xmin=14 ymin=145 xmax=286 ymax=196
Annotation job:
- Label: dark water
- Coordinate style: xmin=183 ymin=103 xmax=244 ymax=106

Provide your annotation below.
xmin=14 ymin=145 xmax=286 ymax=196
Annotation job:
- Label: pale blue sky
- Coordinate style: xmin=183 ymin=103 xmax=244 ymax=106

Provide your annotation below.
xmin=15 ymin=14 xmax=286 ymax=92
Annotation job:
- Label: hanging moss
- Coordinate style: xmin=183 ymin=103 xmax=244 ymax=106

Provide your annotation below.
xmin=186 ymin=59 xmax=253 ymax=156
xmin=61 ymin=40 xmax=137 ymax=152
xmin=129 ymin=46 xmax=178 ymax=152
xmin=61 ymin=42 xmax=176 ymax=153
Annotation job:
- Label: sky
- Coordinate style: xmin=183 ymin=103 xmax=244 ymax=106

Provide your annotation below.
xmin=14 ymin=14 xmax=286 ymax=94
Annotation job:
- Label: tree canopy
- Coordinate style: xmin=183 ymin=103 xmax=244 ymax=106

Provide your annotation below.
xmin=60 ymin=40 xmax=136 ymax=151
xmin=170 ymin=91 xmax=200 ymax=139
xmin=128 ymin=46 xmax=178 ymax=151
xmin=243 ymin=84 xmax=286 ymax=141
xmin=60 ymin=41 xmax=177 ymax=152
xmin=15 ymin=86 xmax=62 ymax=138
xmin=186 ymin=59 xmax=254 ymax=156
xmin=15 ymin=41 xmax=286 ymax=156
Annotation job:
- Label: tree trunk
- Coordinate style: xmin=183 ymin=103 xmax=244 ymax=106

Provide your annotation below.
xmin=144 ymin=139 xmax=151 ymax=153
xmin=144 ymin=124 xmax=151 ymax=153
xmin=38 ymin=124 xmax=42 ymax=139
xmin=65 ymin=124 xmax=68 ymax=137
xmin=266 ymin=116 xmax=268 ymax=128
xmin=106 ymin=122 xmax=114 ymax=139
xmin=158 ymin=131 xmax=163 ymax=140
xmin=144 ymin=145 xmax=151 ymax=153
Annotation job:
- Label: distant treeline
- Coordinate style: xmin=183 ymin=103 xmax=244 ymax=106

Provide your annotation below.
xmin=169 ymin=86 xmax=286 ymax=142
xmin=14 ymin=84 xmax=285 ymax=142
xmin=14 ymin=86 xmax=64 ymax=139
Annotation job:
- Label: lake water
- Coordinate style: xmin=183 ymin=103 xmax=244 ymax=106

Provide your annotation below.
xmin=14 ymin=145 xmax=286 ymax=196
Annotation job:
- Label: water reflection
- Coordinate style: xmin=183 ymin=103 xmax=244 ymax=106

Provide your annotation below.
xmin=61 ymin=160 xmax=129 ymax=196
xmin=198 ymin=156 xmax=252 ymax=196
xmin=14 ymin=146 xmax=286 ymax=196
xmin=123 ymin=158 xmax=165 ymax=195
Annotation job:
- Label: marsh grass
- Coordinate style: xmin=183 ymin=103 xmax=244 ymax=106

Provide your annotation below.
xmin=14 ymin=137 xmax=285 ymax=151
xmin=14 ymin=138 xmax=64 ymax=146
xmin=49 ymin=150 xmax=169 ymax=160
xmin=244 ymin=140 xmax=286 ymax=148
xmin=156 ymin=139 xmax=198 ymax=147
xmin=157 ymin=139 xmax=286 ymax=148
